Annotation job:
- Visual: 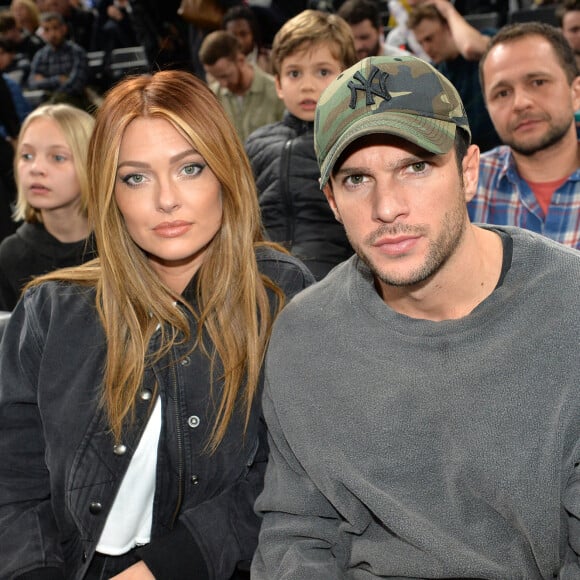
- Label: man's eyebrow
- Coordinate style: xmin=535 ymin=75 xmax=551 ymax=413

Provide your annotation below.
xmin=334 ymin=152 xmax=440 ymax=177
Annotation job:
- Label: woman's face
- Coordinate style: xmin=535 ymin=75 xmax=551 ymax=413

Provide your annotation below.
xmin=114 ymin=117 xmax=223 ymax=293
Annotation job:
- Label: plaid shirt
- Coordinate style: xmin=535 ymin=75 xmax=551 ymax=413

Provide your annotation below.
xmin=28 ymin=40 xmax=88 ymax=96
xmin=468 ymin=132 xmax=580 ymax=249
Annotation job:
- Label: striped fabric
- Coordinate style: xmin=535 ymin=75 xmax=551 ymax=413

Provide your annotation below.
xmin=468 ymin=135 xmax=580 ymax=249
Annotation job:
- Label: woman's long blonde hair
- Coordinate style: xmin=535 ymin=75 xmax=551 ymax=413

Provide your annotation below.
xmin=32 ymin=71 xmax=284 ymax=450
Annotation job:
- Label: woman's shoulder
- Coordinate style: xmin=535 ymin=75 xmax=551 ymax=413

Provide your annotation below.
xmin=255 ymin=245 xmax=316 ymax=298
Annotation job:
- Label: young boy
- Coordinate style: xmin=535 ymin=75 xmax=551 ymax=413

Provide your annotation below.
xmin=245 ymin=10 xmax=357 ymax=280
xmin=28 ymin=12 xmax=90 ymax=110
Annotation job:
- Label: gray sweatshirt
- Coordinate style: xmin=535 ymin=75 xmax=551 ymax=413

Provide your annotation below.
xmin=253 ymin=226 xmax=580 ymax=579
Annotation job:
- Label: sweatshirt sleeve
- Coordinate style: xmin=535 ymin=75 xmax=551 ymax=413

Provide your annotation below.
xmin=251 ymin=383 xmax=342 ymax=579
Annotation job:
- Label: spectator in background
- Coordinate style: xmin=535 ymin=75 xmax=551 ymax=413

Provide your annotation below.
xmin=223 ymin=5 xmax=272 ymax=74
xmin=469 ymin=22 xmax=580 ymax=249
xmin=386 ymin=0 xmax=430 ymax=60
xmin=28 ymin=12 xmax=90 ymax=110
xmin=337 ymin=0 xmax=410 ymax=60
xmin=0 ymin=104 xmax=96 ymax=311
xmin=95 ymin=0 xmax=138 ymax=68
xmin=408 ymin=1 xmax=500 ymax=152
xmin=0 ymin=38 xmax=32 ymax=122
xmin=10 ymin=0 xmax=40 ymax=37
xmin=558 ymin=0 xmax=580 ymax=70
xmin=0 ymin=8 xmax=44 ymax=80
xmin=246 ymin=9 xmax=356 ymax=280
xmin=0 ymin=73 xmax=21 ymax=242
xmin=199 ymin=30 xmax=284 ymax=142
xmin=40 ymin=0 xmax=95 ymax=51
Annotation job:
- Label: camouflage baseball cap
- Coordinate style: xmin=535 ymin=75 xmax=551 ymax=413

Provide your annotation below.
xmin=315 ymin=55 xmax=471 ymax=187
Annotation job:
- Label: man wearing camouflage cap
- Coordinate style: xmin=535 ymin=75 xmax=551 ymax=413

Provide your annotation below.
xmin=252 ymin=55 xmax=580 ymax=577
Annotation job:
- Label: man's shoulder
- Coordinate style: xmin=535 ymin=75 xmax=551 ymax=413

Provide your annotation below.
xmin=31 ymin=43 xmax=51 ymax=60
xmin=252 ymin=64 xmax=274 ymax=82
xmin=209 ymin=81 xmax=229 ymax=100
xmin=272 ymin=259 xmax=355 ymax=325
xmin=250 ymin=65 xmax=277 ymax=92
xmin=495 ymin=225 xmax=580 ymax=268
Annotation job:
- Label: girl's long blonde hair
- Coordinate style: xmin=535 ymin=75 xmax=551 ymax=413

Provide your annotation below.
xmin=32 ymin=71 xmax=284 ymax=450
xmin=13 ymin=104 xmax=95 ymax=223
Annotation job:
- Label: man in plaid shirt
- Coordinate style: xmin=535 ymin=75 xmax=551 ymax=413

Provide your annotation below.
xmin=28 ymin=12 xmax=90 ymax=110
xmin=469 ymin=22 xmax=580 ymax=249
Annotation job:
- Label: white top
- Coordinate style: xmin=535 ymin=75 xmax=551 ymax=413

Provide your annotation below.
xmin=96 ymin=397 xmax=162 ymax=555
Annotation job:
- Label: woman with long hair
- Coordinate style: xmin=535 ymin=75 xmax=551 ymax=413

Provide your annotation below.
xmin=0 ymin=70 xmax=314 ymax=579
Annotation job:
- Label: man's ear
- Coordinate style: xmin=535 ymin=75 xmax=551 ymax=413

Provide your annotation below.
xmin=462 ymin=144 xmax=480 ymax=203
xmin=322 ymin=182 xmax=342 ymax=223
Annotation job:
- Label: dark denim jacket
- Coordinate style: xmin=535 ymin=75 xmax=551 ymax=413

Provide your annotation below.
xmin=0 ymin=247 xmax=314 ymax=580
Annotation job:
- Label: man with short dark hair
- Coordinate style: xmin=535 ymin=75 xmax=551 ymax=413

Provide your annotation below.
xmin=28 ymin=12 xmax=90 ymax=109
xmin=408 ymin=0 xmax=500 ymax=152
xmin=338 ymin=0 xmax=409 ymax=59
xmin=252 ymin=54 xmax=580 ymax=578
xmin=470 ymin=22 xmax=580 ymax=249
xmin=199 ymin=30 xmax=284 ymax=142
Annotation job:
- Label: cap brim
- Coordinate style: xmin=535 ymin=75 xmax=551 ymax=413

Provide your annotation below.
xmin=320 ymin=111 xmax=458 ymax=187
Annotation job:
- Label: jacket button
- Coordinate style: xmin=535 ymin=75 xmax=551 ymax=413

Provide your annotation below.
xmin=139 ymin=389 xmax=152 ymax=401
xmin=187 ymin=415 xmax=200 ymax=428
xmin=89 ymin=501 xmax=102 ymax=515
xmin=82 ymin=551 xmax=87 ymax=562
xmin=113 ymin=444 xmax=127 ymax=455
xmin=191 ymin=474 xmax=199 ymax=484
xmin=180 ymin=356 xmax=191 ymax=366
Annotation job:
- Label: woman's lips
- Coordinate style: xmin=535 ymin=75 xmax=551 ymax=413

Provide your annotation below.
xmin=153 ymin=221 xmax=192 ymax=238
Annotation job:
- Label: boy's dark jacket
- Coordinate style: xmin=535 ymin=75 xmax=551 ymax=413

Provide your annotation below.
xmin=246 ymin=111 xmax=352 ymax=280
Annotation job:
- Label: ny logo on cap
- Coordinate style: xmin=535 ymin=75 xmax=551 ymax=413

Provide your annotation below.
xmin=347 ymin=65 xmax=391 ymax=109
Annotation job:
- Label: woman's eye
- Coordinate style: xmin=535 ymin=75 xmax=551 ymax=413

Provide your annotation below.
xmin=21 ymin=153 xmax=33 ymax=161
xmin=54 ymin=154 xmax=67 ymax=162
xmin=182 ymin=163 xmax=203 ymax=176
xmin=122 ymin=173 xmax=145 ymax=186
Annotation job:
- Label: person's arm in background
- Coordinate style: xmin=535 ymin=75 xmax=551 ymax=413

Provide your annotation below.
xmin=428 ymin=0 xmax=490 ymax=60
xmin=60 ymin=45 xmax=89 ymax=95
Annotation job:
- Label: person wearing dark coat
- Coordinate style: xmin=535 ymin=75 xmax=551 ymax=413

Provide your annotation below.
xmin=245 ymin=10 xmax=357 ymax=280
xmin=247 ymin=112 xmax=353 ymax=280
